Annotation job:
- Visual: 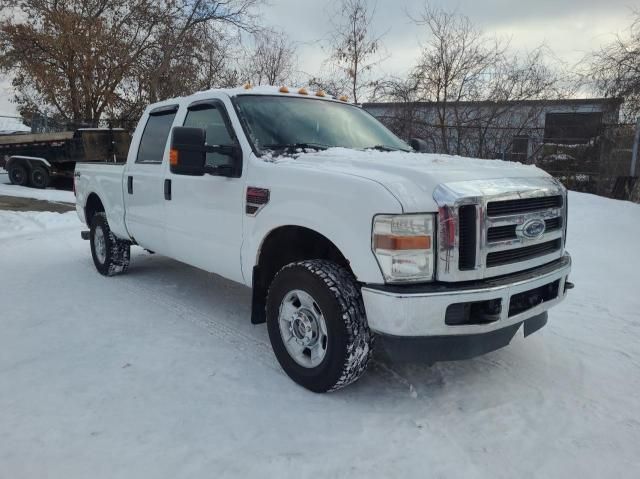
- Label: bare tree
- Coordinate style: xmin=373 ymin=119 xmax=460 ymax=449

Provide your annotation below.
xmin=325 ymin=0 xmax=384 ymax=103
xmin=0 ymin=0 xmax=261 ymax=124
xmin=243 ymin=31 xmax=298 ymax=86
xmin=408 ymin=5 xmax=504 ymax=153
xmin=373 ymin=5 xmax=561 ymax=158
xmin=144 ymin=0 xmax=262 ymax=104
xmin=587 ymin=11 xmax=640 ymax=121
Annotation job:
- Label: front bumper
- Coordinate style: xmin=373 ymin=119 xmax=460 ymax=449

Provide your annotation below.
xmin=362 ymin=254 xmax=571 ymax=337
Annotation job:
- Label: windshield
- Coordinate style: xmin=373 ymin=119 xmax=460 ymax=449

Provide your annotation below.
xmin=234 ymin=95 xmax=410 ymax=153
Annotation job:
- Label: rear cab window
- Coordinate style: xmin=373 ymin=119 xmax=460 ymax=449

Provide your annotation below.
xmin=136 ymin=105 xmax=178 ymax=164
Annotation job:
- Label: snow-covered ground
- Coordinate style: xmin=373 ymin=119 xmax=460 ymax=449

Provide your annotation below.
xmin=0 ymin=190 xmax=639 ymax=478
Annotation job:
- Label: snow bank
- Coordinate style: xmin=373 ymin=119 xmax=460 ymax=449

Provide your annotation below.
xmin=0 ymin=177 xmax=76 ymax=203
xmin=0 ymin=210 xmax=80 ymax=239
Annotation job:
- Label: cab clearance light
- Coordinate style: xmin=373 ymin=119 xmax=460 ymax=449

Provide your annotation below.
xmin=243 ymin=83 xmax=252 ymax=90
xmin=315 ymin=90 xmax=326 ymax=97
xmin=279 ymin=86 xmax=290 ymax=93
xmin=374 ymin=235 xmax=432 ymax=251
xmin=298 ymin=87 xmax=308 ymax=95
xmin=339 ymin=95 xmax=348 ymax=102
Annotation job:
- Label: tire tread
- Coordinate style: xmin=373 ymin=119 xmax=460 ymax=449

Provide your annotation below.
xmin=268 ymin=260 xmax=373 ymax=392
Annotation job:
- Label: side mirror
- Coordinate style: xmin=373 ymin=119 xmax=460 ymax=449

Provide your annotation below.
xmin=170 ymin=127 xmax=206 ymax=176
xmin=410 ymin=138 xmax=429 ymax=153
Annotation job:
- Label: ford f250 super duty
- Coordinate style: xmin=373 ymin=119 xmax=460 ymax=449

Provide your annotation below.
xmin=74 ymin=85 xmax=573 ymax=392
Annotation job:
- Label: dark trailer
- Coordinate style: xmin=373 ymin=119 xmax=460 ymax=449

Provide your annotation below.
xmin=0 ymin=128 xmax=131 ymax=188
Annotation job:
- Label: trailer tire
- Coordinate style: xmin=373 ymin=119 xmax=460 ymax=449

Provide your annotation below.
xmin=8 ymin=163 xmax=29 ymax=186
xmin=266 ymin=260 xmax=373 ymax=393
xmin=90 ymin=212 xmax=130 ymax=276
xmin=30 ymin=165 xmax=50 ymax=189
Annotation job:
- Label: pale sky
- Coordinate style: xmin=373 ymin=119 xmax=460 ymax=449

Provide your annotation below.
xmin=0 ymin=0 xmax=635 ymax=117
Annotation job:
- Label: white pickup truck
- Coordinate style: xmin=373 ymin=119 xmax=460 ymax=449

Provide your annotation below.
xmin=75 ymin=85 xmax=572 ymax=392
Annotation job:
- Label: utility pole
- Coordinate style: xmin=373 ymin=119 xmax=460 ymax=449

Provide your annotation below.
xmin=631 ymin=117 xmax=640 ymax=177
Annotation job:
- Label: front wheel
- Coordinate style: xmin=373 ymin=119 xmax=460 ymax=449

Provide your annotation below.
xmin=266 ymin=260 xmax=373 ymax=392
xmin=90 ymin=212 xmax=130 ymax=276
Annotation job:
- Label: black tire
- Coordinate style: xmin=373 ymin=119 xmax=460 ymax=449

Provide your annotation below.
xmin=30 ymin=165 xmax=50 ymax=189
xmin=266 ymin=260 xmax=373 ymax=392
xmin=90 ymin=212 xmax=131 ymax=276
xmin=8 ymin=163 xmax=29 ymax=186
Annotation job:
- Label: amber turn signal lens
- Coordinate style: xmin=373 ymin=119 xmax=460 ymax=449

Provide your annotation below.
xmin=374 ymin=235 xmax=431 ymax=251
xmin=298 ymin=87 xmax=308 ymax=95
xmin=169 ymin=149 xmax=179 ymax=166
xmin=279 ymin=86 xmax=290 ymax=93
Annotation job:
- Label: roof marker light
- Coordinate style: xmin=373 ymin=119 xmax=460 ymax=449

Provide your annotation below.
xmin=315 ymin=90 xmax=326 ymax=97
xmin=298 ymin=87 xmax=308 ymax=95
xmin=279 ymin=86 xmax=290 ymax=93
xmin=243 ymin=83 xmax=252 ymax=90
xmin=339 ymin=95 xmax=348 ymax=102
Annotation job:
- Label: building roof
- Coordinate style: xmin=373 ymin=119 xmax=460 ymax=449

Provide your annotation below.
xmin=363 ymin=98 xmax=624 ymax=109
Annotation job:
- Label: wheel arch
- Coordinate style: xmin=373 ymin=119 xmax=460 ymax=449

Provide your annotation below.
xmin=84 ymin=193 xmax=105 ymax=225
xmin=7 ymin=155 xmax=51 ymax=171
xmin=250 ymin=225 xmax=353 ymax=325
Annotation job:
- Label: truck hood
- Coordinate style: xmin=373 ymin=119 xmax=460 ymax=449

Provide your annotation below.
xmin=266 ymin=148 xmax=551 ymax=212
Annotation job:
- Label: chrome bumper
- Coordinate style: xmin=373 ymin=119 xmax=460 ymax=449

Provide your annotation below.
xmin=362 ymin=254 xmax=571 ymax=337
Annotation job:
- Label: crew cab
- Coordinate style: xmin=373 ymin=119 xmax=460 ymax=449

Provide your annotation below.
xmin=74 ymin=85 xmax=573 ymax=392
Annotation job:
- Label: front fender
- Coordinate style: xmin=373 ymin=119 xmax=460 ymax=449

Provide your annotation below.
xmin=241 ymin=160 xmax=403 ymax=286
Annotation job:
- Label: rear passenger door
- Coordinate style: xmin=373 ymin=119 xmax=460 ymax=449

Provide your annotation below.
xmin=124 ymin=105 xmax=177 ymax=255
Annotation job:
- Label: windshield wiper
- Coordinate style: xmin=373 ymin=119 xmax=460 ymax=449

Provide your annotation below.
xmin=262 ymin=142 xmax=329 ymax=152
xmin=365 ymin=145 xmax=404 ymax=152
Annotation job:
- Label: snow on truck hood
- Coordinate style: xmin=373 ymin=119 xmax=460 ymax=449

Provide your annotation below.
xmin=264 ymin=147 xmax=550 ymax=212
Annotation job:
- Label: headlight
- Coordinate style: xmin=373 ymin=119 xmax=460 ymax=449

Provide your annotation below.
xmin=372 ymin=214 xmax=435 ymax=283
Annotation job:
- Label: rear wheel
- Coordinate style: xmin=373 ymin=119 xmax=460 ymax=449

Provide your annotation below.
xmin=30 ymin=165 xmax=50 ymax=189
xmin=8 ymin=164 xmax=29 ymax=186
xmin=90 ymin=212 xmax=130 ymax=276
xmin=266 ymin=260 xmax=373 ymax=392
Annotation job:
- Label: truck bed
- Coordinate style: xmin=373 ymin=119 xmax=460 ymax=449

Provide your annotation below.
xmin=74 ymin=162 xmax=129 ymax=239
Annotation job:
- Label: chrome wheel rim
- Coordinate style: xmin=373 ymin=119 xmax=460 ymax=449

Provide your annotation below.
xmin=94 ymin=227 xmax=107 ymax=264
xmin=278 ymin=289 xmax=328 ymax=368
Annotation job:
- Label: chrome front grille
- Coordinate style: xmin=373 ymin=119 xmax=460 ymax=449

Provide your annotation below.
xmin=486 ymin=239 xmax=562 ymax=267
xmin=486 ymin=195 xmax=563 ymax=216
xmin=487 ymin=217 xmax=562 ymax=242
xmin=434 ymin=177 xmax=567 ymax=282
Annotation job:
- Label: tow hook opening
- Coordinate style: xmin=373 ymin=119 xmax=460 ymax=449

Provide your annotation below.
xmin=445 ymin=299 xmax=502 ymax=326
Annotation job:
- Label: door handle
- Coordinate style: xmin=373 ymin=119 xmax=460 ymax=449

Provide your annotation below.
xmin=127 ymin=176 xmax=133 ymax=194
xmin=164 ymin=179 xmax=171 ymax=200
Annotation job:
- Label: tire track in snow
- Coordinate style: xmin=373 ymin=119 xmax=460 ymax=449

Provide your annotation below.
xmin=72 ymin=249 xmax=414 ymax=391
xmin=71 ymin=253 xmax=282 ymax=373
xmin=124 ymin=279 xmax=281 ymax=372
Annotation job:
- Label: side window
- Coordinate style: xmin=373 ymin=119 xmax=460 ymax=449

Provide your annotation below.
xmin=136 ymin=110 xmax=177 ymax=164
xmin=184 ymin=104 xmax=236 ymax=168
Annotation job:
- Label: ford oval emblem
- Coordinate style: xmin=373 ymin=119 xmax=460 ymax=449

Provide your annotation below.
xmin=517 ymin=219 xmax=546 ymax=239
